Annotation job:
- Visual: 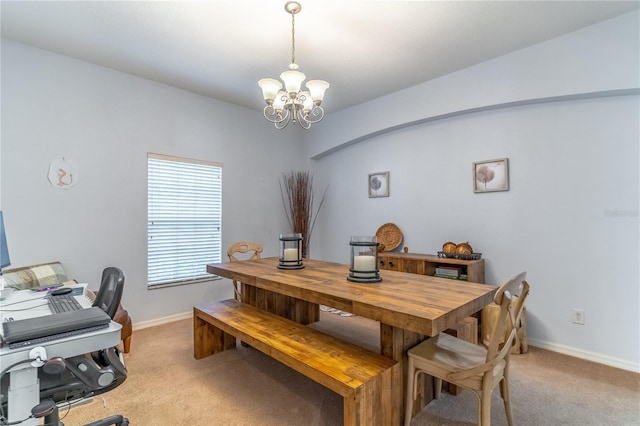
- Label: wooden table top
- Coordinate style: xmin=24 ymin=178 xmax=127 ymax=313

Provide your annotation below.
xmin=207 ymin=257 xmax=497 ymax=337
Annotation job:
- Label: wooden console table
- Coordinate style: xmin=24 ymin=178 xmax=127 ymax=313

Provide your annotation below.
xmin=378 ymin=252 xmax=484 ymax=284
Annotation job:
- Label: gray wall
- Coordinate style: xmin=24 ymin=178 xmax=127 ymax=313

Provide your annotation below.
xmin=1 ymin=40 xmax=308 ymax=324
xmin=306 ymin=12 xmax=640 ymax=371
xmin=1 ymin=11 xmax=638 ymax=371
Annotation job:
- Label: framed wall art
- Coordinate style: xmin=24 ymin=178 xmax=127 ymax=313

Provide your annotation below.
xmin=368 ymin=171 xmax=389 ymax=198
xmin=473 ymin=158 xmax=509 ymax=193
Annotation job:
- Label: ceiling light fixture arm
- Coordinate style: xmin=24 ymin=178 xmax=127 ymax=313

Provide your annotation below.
xmin=262 ymin=93 xmax=325 ymax=130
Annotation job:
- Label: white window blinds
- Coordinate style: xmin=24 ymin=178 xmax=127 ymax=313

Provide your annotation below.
xmin=147 ymin=153 xmax=222 ymax=288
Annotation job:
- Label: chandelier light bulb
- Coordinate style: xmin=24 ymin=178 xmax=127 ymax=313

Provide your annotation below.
xmin=258 ymin=78 xmax=282 ymax=103
xmin=273 ymin=91 xmax=287 ymax=111
xmin=300 ymin=91 xmax=313 ymax=111
xmin=305 ymin=80 xmax=330 ymax=104
xmin=280 ymin=70 xmax=306 ymax=97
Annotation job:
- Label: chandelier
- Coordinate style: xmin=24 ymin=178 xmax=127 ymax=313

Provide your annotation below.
xmin=258 ymin=1 xmax=329 ymax=130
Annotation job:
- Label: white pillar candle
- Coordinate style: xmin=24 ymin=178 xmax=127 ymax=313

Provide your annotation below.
xmin=353 ymin=255 xmax=376 ymax=277
xmin=283 ymin=248 xmax=299 ymax=261
xmin=354 ymin=255 xmax=375 ymax=271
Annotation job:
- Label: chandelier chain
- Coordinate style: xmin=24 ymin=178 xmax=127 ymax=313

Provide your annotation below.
xmin=290 ymin=10 xmax=296 ymax=65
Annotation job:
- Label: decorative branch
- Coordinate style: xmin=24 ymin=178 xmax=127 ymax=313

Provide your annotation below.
xmin=280 ymin=171 xmax=328 ymax=258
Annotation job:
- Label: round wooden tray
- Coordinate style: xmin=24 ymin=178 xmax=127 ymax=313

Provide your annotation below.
xmin=376 ymin=223 xmax=403 ymax=252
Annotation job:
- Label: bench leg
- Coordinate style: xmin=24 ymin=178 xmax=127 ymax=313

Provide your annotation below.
xmin=343 ymin=365 xmax=400 ymax=426
xmin=193 ymin=312 xmax=236 ymax=359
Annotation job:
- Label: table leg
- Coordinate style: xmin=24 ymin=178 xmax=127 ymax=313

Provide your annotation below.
xmin=241 ymin=285 xmax=319 ymax=324
xmin=380 ymin=323 xmax=433 ymax=423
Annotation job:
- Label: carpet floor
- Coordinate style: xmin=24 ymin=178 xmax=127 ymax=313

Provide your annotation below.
xmin=61 ymin=313 xmax=639 ymax=425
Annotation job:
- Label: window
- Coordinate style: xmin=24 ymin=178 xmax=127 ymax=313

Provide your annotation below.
xmin=147 ymin=153 xmax=222 ymax=288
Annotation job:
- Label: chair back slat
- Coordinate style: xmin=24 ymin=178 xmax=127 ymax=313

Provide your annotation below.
xmin=227 ymin=241 xmax=263 ymax=262
xmin=485 ymin=272 xmax=529 ymax=362
xmin=226 ymin=241 xmax=263 ymax=301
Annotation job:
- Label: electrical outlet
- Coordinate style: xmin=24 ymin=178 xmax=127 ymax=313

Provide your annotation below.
xmin=572 ymin=309 xmax=585 ymax=325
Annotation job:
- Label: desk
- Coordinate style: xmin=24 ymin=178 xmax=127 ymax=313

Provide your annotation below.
xmin=0 ymin=286 xmax=122 ymax=425
xmin=207 ymin=257 xmax=496 ymax=423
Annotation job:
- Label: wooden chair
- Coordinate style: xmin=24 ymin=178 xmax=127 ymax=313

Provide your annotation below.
xmin=226 ymin=241 xmax=263 ymax=300
xmin=404 ymin=272 xmax=529 ymax=426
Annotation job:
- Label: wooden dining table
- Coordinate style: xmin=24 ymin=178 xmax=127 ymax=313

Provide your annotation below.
xmin=206 ymin=257 xmax=496 ymax=423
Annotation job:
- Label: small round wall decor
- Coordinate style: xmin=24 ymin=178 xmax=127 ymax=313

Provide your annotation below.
xmin=48 ymin=157 xmax=79 ymax=189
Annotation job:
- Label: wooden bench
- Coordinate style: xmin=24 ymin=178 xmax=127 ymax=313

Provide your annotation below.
xmin=194 ymin=299 xmax=400 ymax=426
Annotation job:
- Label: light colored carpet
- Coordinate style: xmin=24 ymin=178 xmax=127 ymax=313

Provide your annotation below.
xmin=61 ymin=313 xmax=640 ymax=426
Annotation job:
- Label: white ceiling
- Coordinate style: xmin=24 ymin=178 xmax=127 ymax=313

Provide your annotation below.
xmin=2 ymin=1 xmax=638 ymax=113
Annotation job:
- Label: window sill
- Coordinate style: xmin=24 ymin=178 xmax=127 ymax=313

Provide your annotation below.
xmin=147 ymin=275 xmax=220 ymax=290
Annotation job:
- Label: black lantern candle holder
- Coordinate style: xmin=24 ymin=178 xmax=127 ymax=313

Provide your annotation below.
xmin=278 ymin=233 xmax=304 ymax=269
xmin=347 ymin=236 xmax=381 ymax=283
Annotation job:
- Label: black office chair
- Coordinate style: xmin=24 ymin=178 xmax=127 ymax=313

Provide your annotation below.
xmin=37 ymin=267 xmax=129 ymax=425
xmin=92 ymin=267 xmax=125 ymax=320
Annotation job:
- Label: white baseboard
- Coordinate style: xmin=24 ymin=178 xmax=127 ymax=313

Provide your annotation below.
xmin=132 ymin=311 xmax=192 ymax=331
xmin=528 ymin=338 xmax=639 ymax=373
xmin=130 ymin=313 xmax=639 ymax=374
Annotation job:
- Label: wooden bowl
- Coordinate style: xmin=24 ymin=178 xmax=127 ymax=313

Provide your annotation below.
xmin=455 ymin=242 xmax=473 ymax=255
xmin=442 ymin=242 xmax=457 ymax=254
